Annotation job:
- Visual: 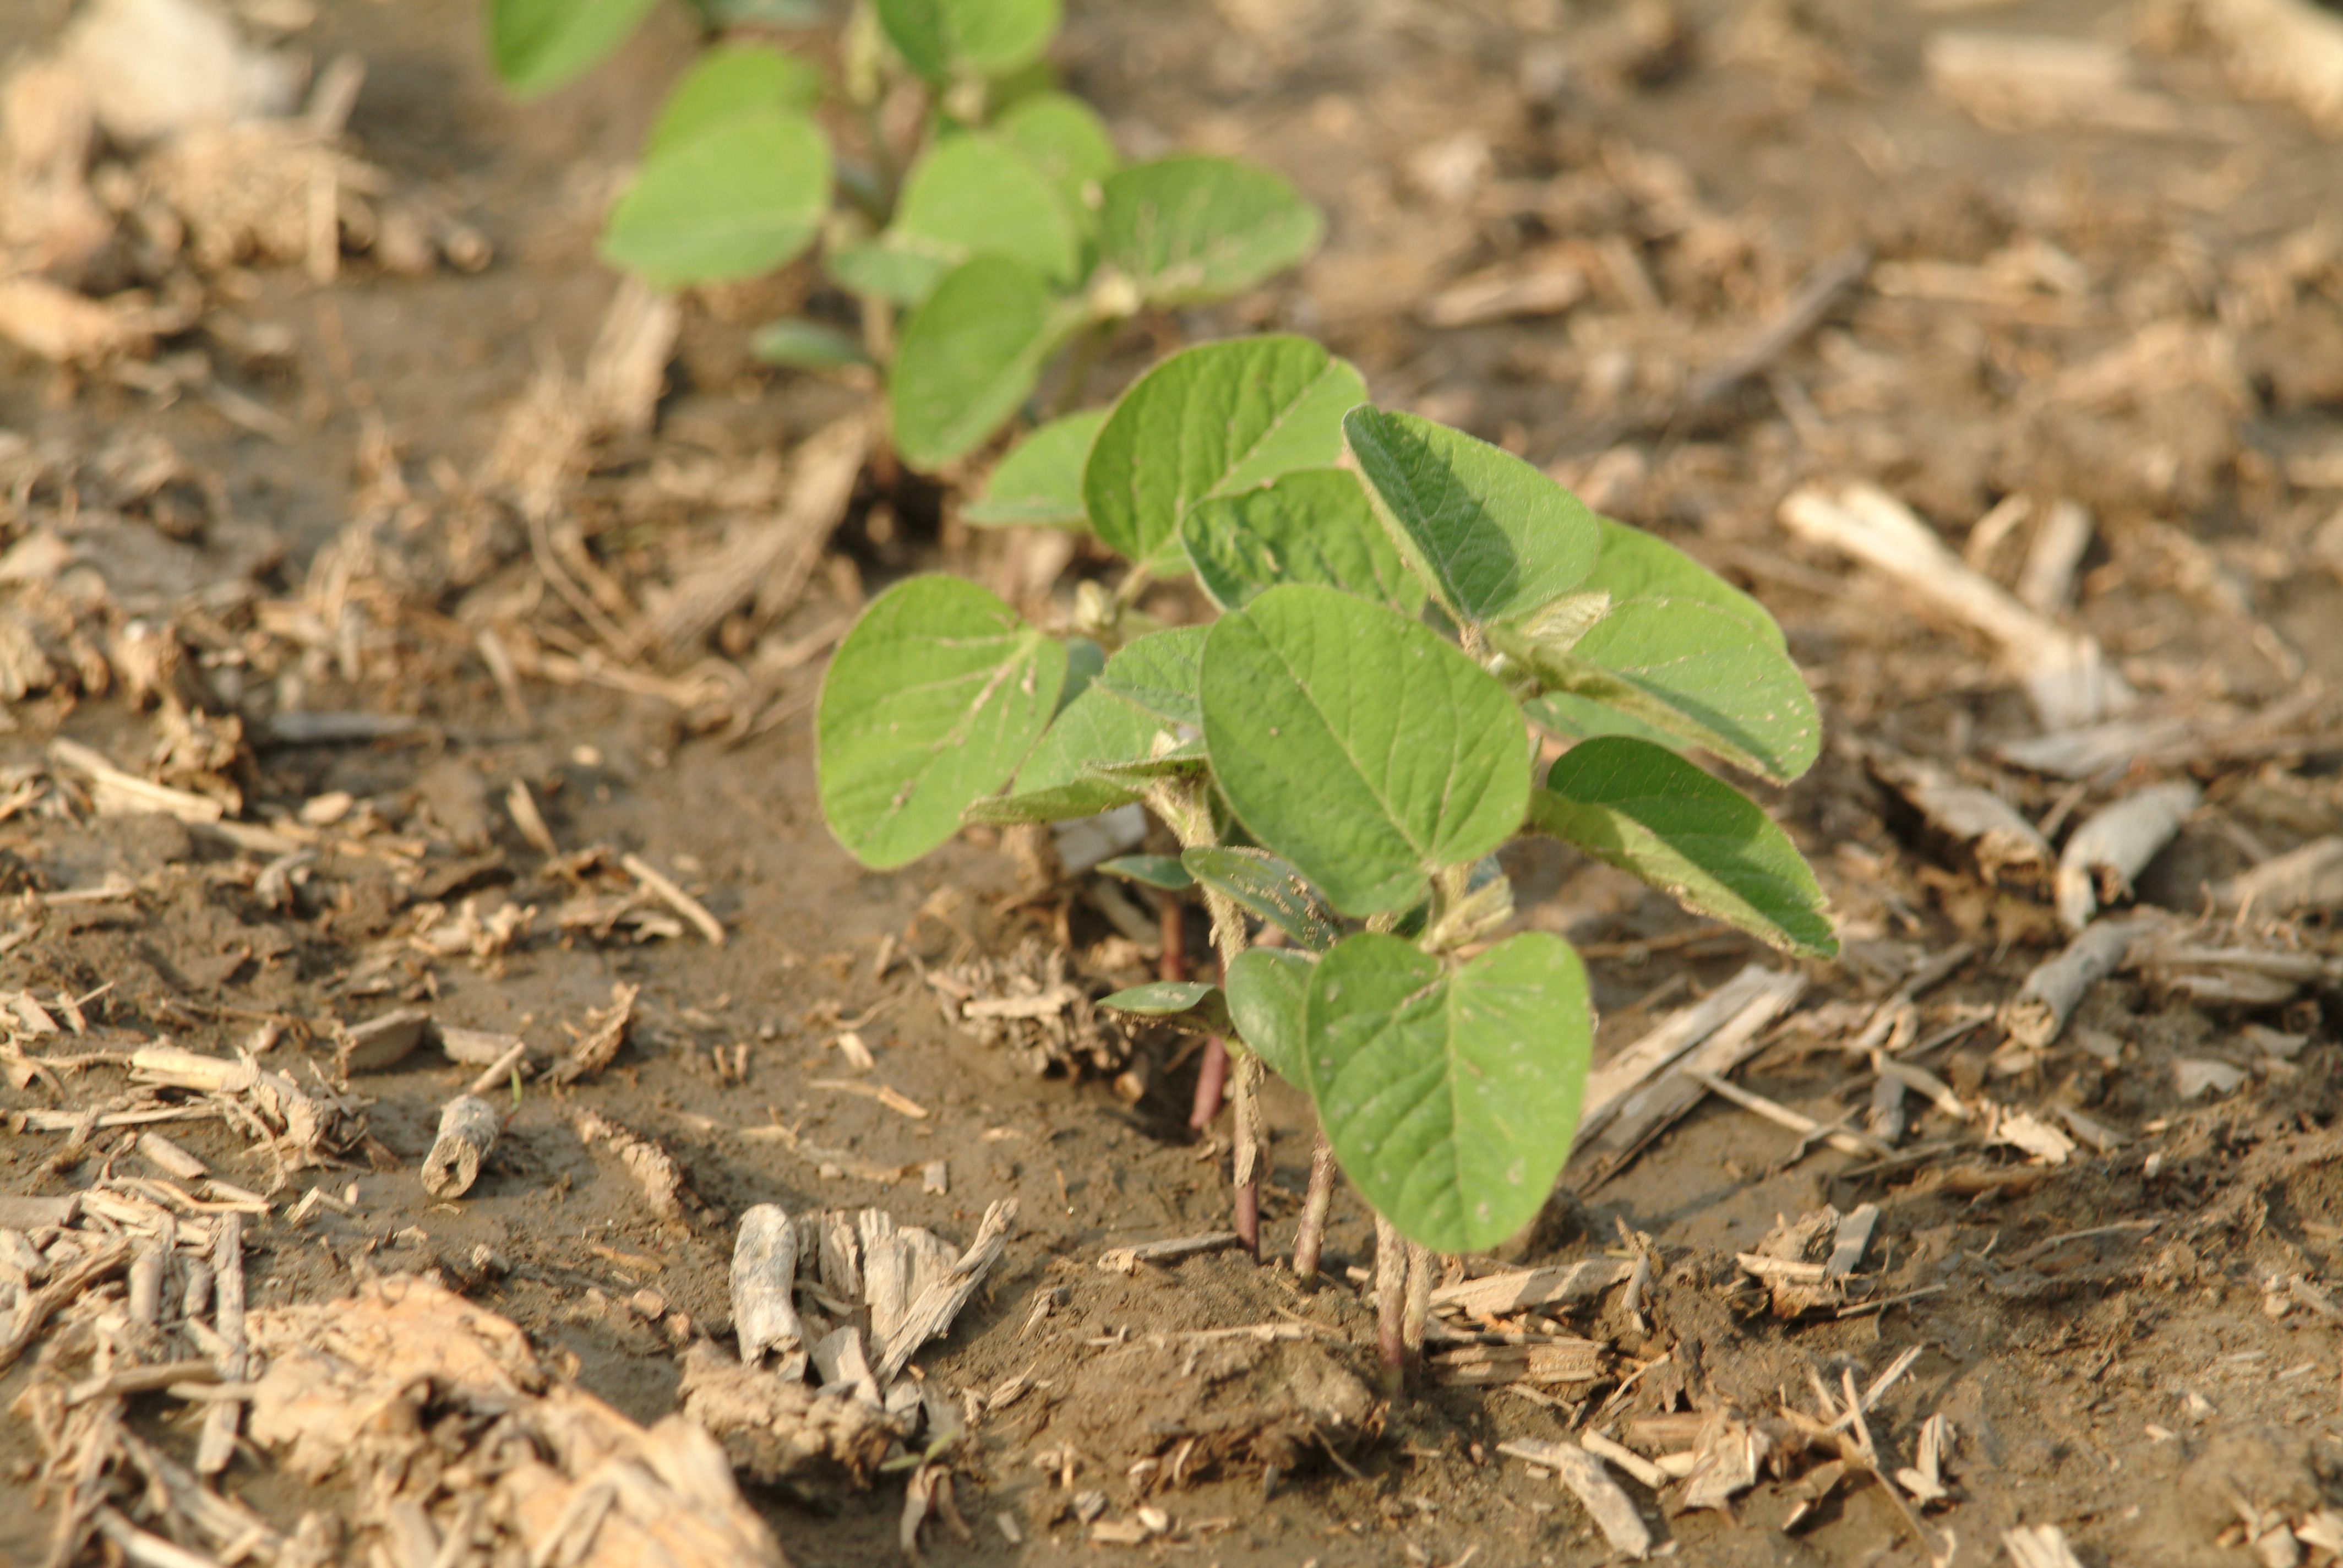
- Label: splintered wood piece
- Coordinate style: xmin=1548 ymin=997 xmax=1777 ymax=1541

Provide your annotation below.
xmin=574 ymin=1109 xmax=697 ymax=1223
xmin=818 ymin=1211 xmax=862 ymax=1303
xmin=1578 ymin=964 xmax=1792 ymax=1140
xmin=1867 ymin=752 xmax=2050 ymax=880
xmin=1428 ymin=1258 xmax=1634 ymax=1317
xmin=552 ymin=981 xmax=641 ymax=1085
xmin=1578 ymin=972 xmax=1808 ymax=1184
xmin=1826 ymin=1204 xmax=1881 ymax=1280
xmin=139 ymin=1131 xmax=209 ymax=1181
xmin=731 ymin=1205 xmax=803 ymax=1365
xmin=622 ymin=853 xmax=725 ymax=946
xmin=1499 ymin=1439 xmax=1652 ymax=1558
xmin=2002 ymin=913 xmax=2160 ymax=1048
xmin=873 ymin=1200 xmax=1017 ymax=1381
xmin=1778 ymin=483 xmax=2132 ymax=729
xmin=2003 ymin=1523 xmax=2086 ymax=1568
xmin=1680 ymin=1068 xmax=1892 ymax=1159
xmin=439 ymin=1025 xmax=527 ymax=1070
xmin=132 ymin=1046 xmax=257 ymax=1094
xmin=51 ymin=737 xmax=226 ymax=823
xmin=1430 ymin=1340 xmax=1604 ymax=1386
xmin=677 ymin=1341 xmax=899 ymax=1484
xmin=2218 ymin=836 xmax=2343 ymax=914
xmin=421 ymin=1095 xmax=500 ymax=1199
xmin=197 ymin=1212 xmax=246 ymax=1475
xmin=1096 ymin=1232 xmax=1243 ymax=1274
xmin=2055 ymin=782 xmax=2199 ymax=930
xmin=0 ymin=1237 xmax=130 ymax=1373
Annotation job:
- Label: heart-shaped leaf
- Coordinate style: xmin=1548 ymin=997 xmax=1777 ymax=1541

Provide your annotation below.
xmin=489 ymin=0 xmax=660 ymax=95
xmin=1092 ymin=626 xmax=1206 ymax=728
xmin=1532 ymin=737 xmax=1835 ymax=957
xmin=996 ymin=92 xmax=1117 ymax=218
xmin=1343 ymin=407 xmax=1601 ymax=631
xmin=1099 ymin=981 xmax=1231 ymax=1036
xmin=1200 ymin=585 xmax=1529 ymax=917
xmin=1225 ymin=946 xmax=1312 ymax=1084
xmin=1180 ymin=467 xmax=1425 ymax=614
xmin=1085 ymin=336 xmax=1365 ymax=574
xmin=1180 ymin=846 xmax=1339 ymax=951
xmin=890 ymin=256 xmax=1076 ymax=471
xmin=600 ymin=108 xmax=831 ymax=286
xmin=1099 ymin=155 xmax=1323 ymax=306
xmin=647 ymin=43 xmax=824 ymax=153
xmin=964 ymin=409 xmax=1105 ymax=527
xmin=968 ymin=682 xmax=1174 ymax=824
xmin=854 ymin=133 xmax=1080 ymax=305
xmin=876 ymin=0 xmax=1060 ymax=81
xmin=818 ymin=576 xmax=1065 ymax=867
xmin=1304 ymin=932 xmax=1592 ymax=1254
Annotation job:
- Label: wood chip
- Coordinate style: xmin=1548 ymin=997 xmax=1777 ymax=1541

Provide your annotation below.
xmin=420 ymin=1094 xmax=500 ymax=1198
xmin=623 ymin=853 xmax=724 ymax=946
xmin=1580 ymin=1429 xmax=1669 ymax=1490
xmin=732 ymin=1204 xmax=804 ymax=1364
xmin=872 ymin=1199 xmax=1017 ymax=1381
xmin=1097 ymin=1232 xmax=1243 ymax=1274
xmin=0 ymin=1237 xmax=130 ymax=1374
xmin=2055 ymin=782 xmax=2199 ymax=930
xmin=1867 ymin=751 xmax=2050 ymax=880
xmin=335 ymin=1004 xmax=432 ymax=1074
xmin=2003 ymin=1523 xmax=2086 ymax=1568
xmin=1501 ymin=1440 xmax=1650 ymax=1557
xmin=2217 ymin=836 xmax=2343 ymax=914
xmin=1429 ymin=1258 xmax=1634 ymax=1316
xmin=2002 ymin=913 xmax=2160 ymax=1049
xmin=809 ymin=1077 xmax=929 ymax=1119
xmin=552 ymin=980 xmax=640 ymax=1085
xmin=1429 ymin=1339 xmax=1604 ymax=1385
xmin=1826 ymin=1202 xmax=1881 ymax=1280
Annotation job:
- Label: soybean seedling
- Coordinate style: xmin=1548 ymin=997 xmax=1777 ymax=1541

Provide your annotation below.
xmin=486 ymin=0 xmax=1324 ymax=474
xmin=815 ymin=333 xmax=1837 ymax=1380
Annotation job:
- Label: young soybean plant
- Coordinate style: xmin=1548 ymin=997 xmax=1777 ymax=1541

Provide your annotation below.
xmin=817 ymin=334 xmax=1835 ymax=1374
xmin=487 ymin=0 xmax=1322 ymax=473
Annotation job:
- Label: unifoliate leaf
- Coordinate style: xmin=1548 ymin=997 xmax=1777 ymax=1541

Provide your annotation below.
xmin=750 ymin=318 xmax=872 ymax=370
xmin=995 ymin=91 xmax=1117 ymax=213
xmin=825 ymin=241 xmax=947 ymax=304
xmin=648 ymin=43 xmax=825 ymax=154
xmin=489 ymin=0 xmax=659 ymax=95
xmin=1533 ymin=738 xmax=1835 ymax=957
xmin=964 ymin=409 xmax=1105 ymax=527
xmin=1499 ymin=600 xmax=1820 ymax=784
xmin=884 ymin=133 xmax=1081 ymax=295
xmin=1099 ymin=981 xmax=1231 ymax=1036
xmin=1084 ymin=336 xmax=1365 ymax=574
xmin=600 ymin=109 xmax=830 ymax=286
xmin=1342 ymin=407 xmax=1601 ymax=631
xmin=1180 ymin=468 xmax=1425 ymax=614
xmin=1099 ymin=853 xmax=1192 ymax=890
xmin=1092 ymin=626 xmax=1206 ymax=728
xmin=890 ymin=256 xmax=1074 ymax=472
xmin=1303 ymin=932 xmax=1592 ymax=1254
xmin=1200 ymin=585 xmax=1530 ymax=917
xmin=1583 ymin=517 xmax=1783 ymax=647
xmin=818 ymin=576 xmax=1065 ymax=868
xmin=1180 ymin=846 xmax=1340 ymax=951
xmin=876 ymin=0 xmax=1060 ymax=81
xmin=1226 ymin=946 xmax=1311 ymax=1084
xmin=1099 ymin=155 xmax=1323 ymax=306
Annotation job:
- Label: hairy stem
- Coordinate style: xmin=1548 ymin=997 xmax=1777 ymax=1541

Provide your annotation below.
xmin=1374 ymin=1213 xmax=1407 ymax=1390
xmin=1291 ymin=1134 xmax=1337 ymax=1286
xmin=1229 ymin=1048 xmax=1265 ymax=1258
xmin=1402 ymin=1242 xmax=1433 ymax=1369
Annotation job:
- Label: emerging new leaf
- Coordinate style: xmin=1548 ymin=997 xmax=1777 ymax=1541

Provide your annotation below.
xmin=1099 ymin=155 xmax=1323 ymax=306
xmin=890 ymin=256 xmax=1074 ymax=471
xmin=1530 ymin=737 xmax=1836 ymax=957
xmin=965 ymin=409 xmax=1105 ymax=527
xmin=1085 ymin=336 xmax=1365 ymax=574
xmin=1180 ymin=468 xmax=1425 ymax=614
xmin=1343 ymin=406 xmax=1601 ymax=631
xmin=1304 ymin=933 xmax=1592 ymax=1254
xmin=876 ymin=0 xmax=1060 ymax=82
xmin=818 ymin=576 xmax=1065 ymax=867
xmin=600 ymin=108 xmax=831 ymax=286
xmin=1199 ymin=585 xmax=1529 ymax=917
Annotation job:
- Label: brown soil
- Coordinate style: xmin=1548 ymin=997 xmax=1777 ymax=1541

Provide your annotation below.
xmin=7 ymin=1 xmax=2343 ymax=1565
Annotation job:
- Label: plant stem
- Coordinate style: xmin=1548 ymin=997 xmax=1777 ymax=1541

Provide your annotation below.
xmin=1230 ymin=1048 xmax=1265 ymax=1258
xmin=1374 ymin=1212 xmax=1407 ymax=1391
xmin=1402 ymin=1240 xmax=1432 ymax=1369
xmin=1291 ymin=1134 xmax=1337 ymax=1286
xmin=1189 ymin=1036 xmax=1227 ymax=1130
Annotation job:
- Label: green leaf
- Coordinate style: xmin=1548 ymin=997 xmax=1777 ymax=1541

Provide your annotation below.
xmin=1522 ymin=692 xmax=1691 ymax=755
xmin=825 ymin=241 xmax=950 ymax=306
xmin=1199 ymin=585 xmax=1529 ymax=917
xmin=1092 ymin=627 xmax=1206 ymax=728
xmin=1497 ymin=600 xmax=1820 ymax=785
xmin=886 ymin=133 xmax=1081 ymax=296
xmin=818 ymin=576 xmax=1066 ymax=867
xmin=488 ymin=0 xmax=660 ymax=95
xmin=1180 ymin=468 xmax=1425 ymax=614
xmin=964 ymin=409 xmax=1104 ymax=527
xmin=600 ymin=109 xmax=831 ymax=286
xmin=750 ymin=318 xmax=873 ymax=370
xmin=1060 ymin=636 xmax=1105 ymax=710
xmin=1582 ymin=517 xmax=1783 ymax=647
xmin=1304 ymin=932 xmax=1592 ymax=1254
xmin=1225 ymin=947 xmax=1311 ymax=1084
xmin=1180 ymin=847 xmax=1339 ymax=951
xmin=890 ymin=257 xmax=1074 ymax=471
xmin=995 ymin=92 xmax=1118 ymax=214
xmin=689 ymin=0 xmax=823 ymax=23
xmin=997 ymin=683 xmax=1174 ymax=812
xmin=1342 ymin=407 xmax=1601 ymax=631
xmin=1099 ymin=155 xmax=1323 ymax=306
xmin=1099 ymin=854 xmax=1192 ymax=890
xmin=1084 ymin=336 xmax=1365 ymax=574
xmin=648 ymin=43 xmax=825 ymax=154
xmin=1099 ymin=981 xmax=1232 ymax=1036
xmin=1530 ymin=737 xmax=1834 ymax=957
xmin=876 ymin=0 xmax=1060 ymax=81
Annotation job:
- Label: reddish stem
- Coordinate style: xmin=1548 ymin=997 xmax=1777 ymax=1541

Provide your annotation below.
xmin=1233 ymin=1167 xmax=1260 ymax=1257
xmin=1189 ymin=1036 xmax=1228 ymax=1131
xmin=1158 ymin=894 xmax=1186 ymax=984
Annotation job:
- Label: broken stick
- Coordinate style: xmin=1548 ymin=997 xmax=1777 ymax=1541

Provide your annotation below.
xmin=2002 ymin=913 xmax=2161 ymax=1049
xmin=2055 ymin=781 xmax=2199 ymax=930
xmin=732 ymin=1204 xmax=804 ymax=1365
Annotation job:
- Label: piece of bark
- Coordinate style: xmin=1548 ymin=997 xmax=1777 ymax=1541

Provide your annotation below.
xmin=552 ymin=981 xmax=640 ymax=1085
xmin=138 ymin=1131 xmax=208 ymax=1181
xmin=436 ymin=1025 xmax=526 ymax=1067
xmin=421 ymin=1095 xmax=500 ymax=1199
xmin=2217 ymin=836 xmax=2343 ymax=913
xmin=0 ymin=1237 xmax=131 ymax=1373
xmin=1867 ymin=752 xmax=2050 ymax=881
xmin=873 ymin=1200 xmax=1017 ymax=1381
xmin=1429 ymin=1340 xmax=1604 ymax=1386
xmin=1500 ymin=1439 xmax=1652 ymax=1558
xmin=336 ymin=1005 xmax=432 ymax=1074
xmin=678 ymin=1341 xmax=898 ymax=1485
xmin=2055 ymin=781 xmax=2199 ymax=930
xmin=1577 ymin=964 xmax=1791 ymax=1140
xmin=1429 ymin=1259 xmax=1634 ymax=1317
xmin=1576 ymin=972 xmax=1809 ymax=1181
xmin=732 ymin=1205 xmax=803 ymax=1365
xmin=1779 ymin=483 xmax=2133 ymax=729
xmin=2001 ymin=913 xmax=2160 ymax=1048
xmin=0 ymin=1193 xmax=80 ymax=1228
xmin=1097 ymin=1232 xmax=1242 ymax=1274
xmin=197 ymin=1212 xmax=245 ymax=1474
